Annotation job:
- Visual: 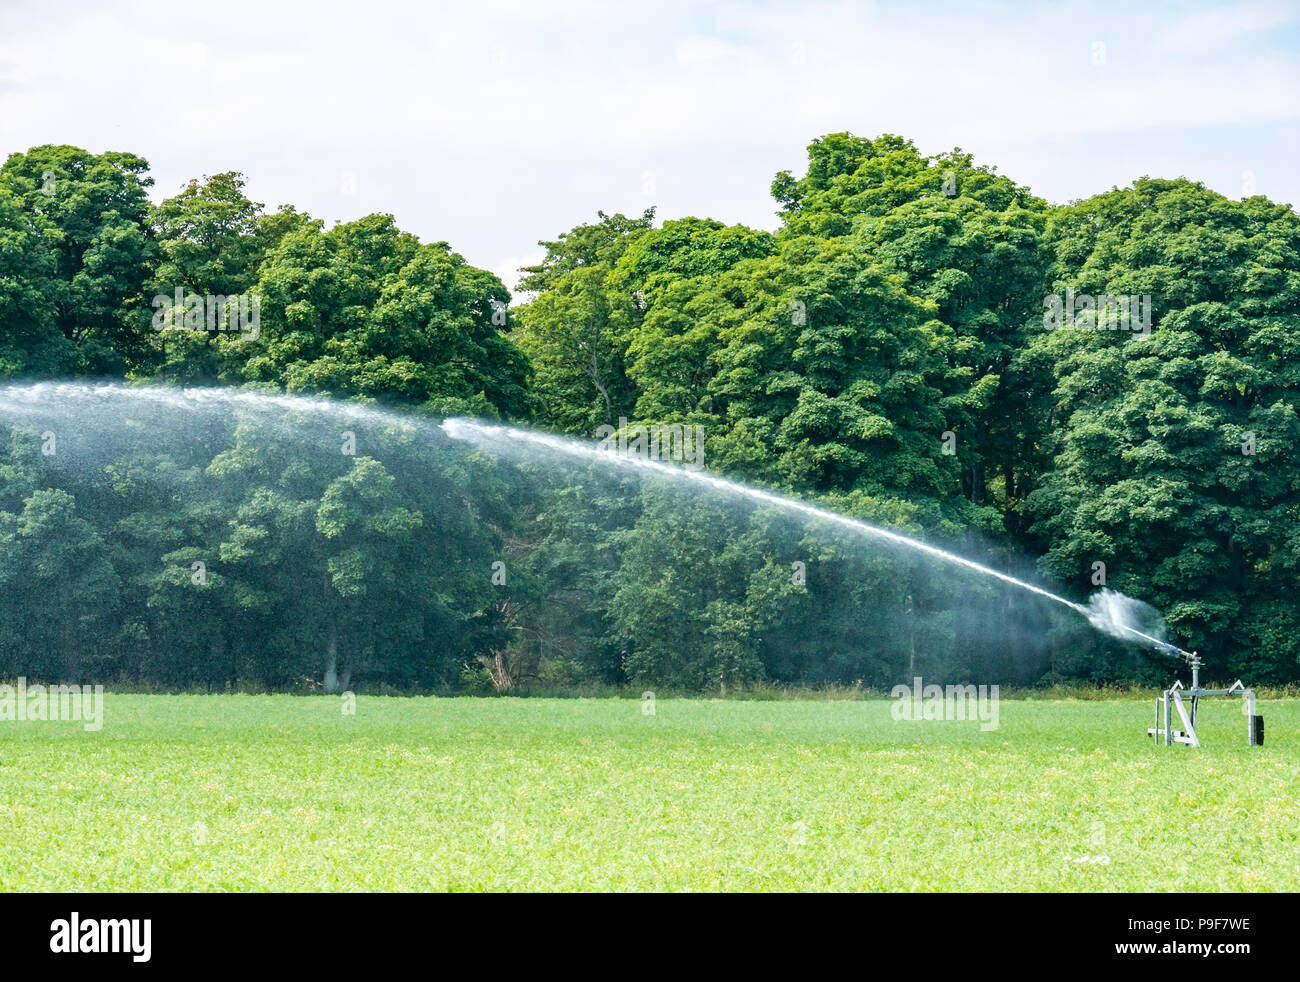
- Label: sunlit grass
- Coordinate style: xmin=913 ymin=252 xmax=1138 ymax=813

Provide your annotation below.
xmin=1 ymin=694 xmax=1296 ymax=891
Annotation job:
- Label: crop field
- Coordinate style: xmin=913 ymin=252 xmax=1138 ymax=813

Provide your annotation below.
xmin=1 ymin=694 xmax=1297 ymax=892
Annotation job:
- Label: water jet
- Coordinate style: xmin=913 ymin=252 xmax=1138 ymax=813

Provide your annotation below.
xmin=0 ymin=382 xmax=1255 ymax=720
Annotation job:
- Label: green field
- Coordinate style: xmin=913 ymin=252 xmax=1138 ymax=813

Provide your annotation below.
xmin=2 ymin=694 xmax=1296 ymax=891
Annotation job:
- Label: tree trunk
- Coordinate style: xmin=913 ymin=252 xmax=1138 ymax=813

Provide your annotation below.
xmin=492 ymin=650 xmax=514 ymax=691
xmin=906 ymin=592 xmax=917 ymax=679
xmin=209 ymin=632 xmax=227 ymax=686
xmin=590 ymin=352 xmax=612 ymax=416
xmin=63 ymin=621 xmax=80 ymax=682
xmin=324 ymin=617 xmax=339 ymax=693
xmin=1003 ymin=465 xmax=1017 ymax=535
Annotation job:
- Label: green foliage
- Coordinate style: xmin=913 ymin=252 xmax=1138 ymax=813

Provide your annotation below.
xmin=1025 ymin=179 xmax=1300 ymax=682
xmin=144 ymin=172 xmax=293 ymax=383
xmin=241 ymin=216 xmax=532 ymax=415
xmin=0 ymin=190 xmax=60 ymax=377
xmin=0 ymin=145 xmax=154 ymax=375
xmin=772 ymin=133 xmax=1034 ymax=236
xmin=512 ymin=211 xmax=655 ymax=433
xmin=0 ymin=489 xmax=119 ymax=678
xmin=1 ymin=136 xmax=1298 ymax=691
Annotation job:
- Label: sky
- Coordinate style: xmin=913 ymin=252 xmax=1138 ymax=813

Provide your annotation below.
xmin=2 ymin=0 xmax=1298 ymax=291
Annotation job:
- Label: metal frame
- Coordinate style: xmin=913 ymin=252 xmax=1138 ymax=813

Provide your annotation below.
xmin=1146 ymin=652 xmax=1260 ymax=747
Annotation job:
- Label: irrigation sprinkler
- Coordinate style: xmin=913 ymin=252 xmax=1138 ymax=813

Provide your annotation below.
xmin=1146 ymin=649 xmax=1263 ymax=748
xmin=440 ymin=419 xmax=1265 ymax=749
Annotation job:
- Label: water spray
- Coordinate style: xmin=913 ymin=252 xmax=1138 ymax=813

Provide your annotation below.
xmin=1077 ymin=591 xmax=1264 ymax=748
xmin=0 ymin=384 xmax=1265 ymax=744
xmin=441 ymin=419 xmax=1273 ymax=744
xmin=443 ymin=418 xmax=1152 ymax=642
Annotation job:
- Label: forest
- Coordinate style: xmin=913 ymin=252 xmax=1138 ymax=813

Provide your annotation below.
xmin=2 ymin=133 xmax=1298 ymax=693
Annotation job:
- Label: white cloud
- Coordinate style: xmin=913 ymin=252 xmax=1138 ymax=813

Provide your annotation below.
xmin=1152 ymin=0 xmax=1297 ymax=54
xmin=1 ymin=0 xmax=1296 ymax=272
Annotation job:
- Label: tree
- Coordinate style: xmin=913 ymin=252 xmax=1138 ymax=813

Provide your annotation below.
xmin=239 ymin=215 xmax=531 ymax=417
xmin=1025 ymin=179 xmax=1300 ymax=680
xmin=0 ymin=190 xmax=60 ymax=377
xmin=0 ymin=490 xmax=119 ymax=680
xmin=0 ymin=146 xmax=154 ymax=374
xmin=512 ymin=211 xmax=656 ymax=432
xmin=145 ymin=172 xmax=274 ymax=383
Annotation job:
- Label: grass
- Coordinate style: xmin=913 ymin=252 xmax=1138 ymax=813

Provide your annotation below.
xmin=1 ymin=693 xmax=1296 ymax=891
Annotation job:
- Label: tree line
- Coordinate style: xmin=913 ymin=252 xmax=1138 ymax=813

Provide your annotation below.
xmin=1 ymin=135 xmax=1298 ymax=691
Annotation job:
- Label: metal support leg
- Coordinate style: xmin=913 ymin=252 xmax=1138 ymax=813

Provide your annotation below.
xmin=1170 ymin=686 xmax=1180 ymax=749
xmin=1172 ymin=690 xmax=1198 ymax=747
